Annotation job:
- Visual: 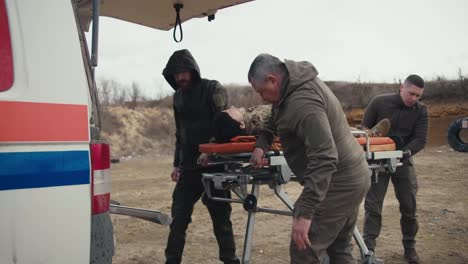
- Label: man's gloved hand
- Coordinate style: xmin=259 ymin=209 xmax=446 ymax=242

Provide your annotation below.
xmin=171 ymin=167 xmax=180 ymax=182
xmin=197 ymin=153 xmax=210 ymax=166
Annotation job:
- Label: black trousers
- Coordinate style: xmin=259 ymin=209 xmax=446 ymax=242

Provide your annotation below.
xmin=363 ymin=166 xmax=419 ymax=250
xmin=165 ymin=167 xmax=239 ymax=264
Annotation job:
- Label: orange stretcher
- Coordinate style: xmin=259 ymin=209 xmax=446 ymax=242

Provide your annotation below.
xmin=199 ymin=136 xmax=396 ymax=154
xmin=199 ymin=135 xmax=401 ymax=264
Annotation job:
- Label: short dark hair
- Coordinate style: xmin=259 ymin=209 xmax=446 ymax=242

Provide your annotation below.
xmin=248 ymin=53 xmax=287 ymax=83
xmin=404 ymin=74 xmax=424 ymax=88
xmin=214 ymin=112 xmax=242 ymax=143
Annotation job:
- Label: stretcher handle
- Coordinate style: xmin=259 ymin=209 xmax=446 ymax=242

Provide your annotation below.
xmin=351 ymin=130 xmax=371 ymax=159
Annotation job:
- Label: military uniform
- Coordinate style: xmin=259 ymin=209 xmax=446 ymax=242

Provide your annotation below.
xmin=242 ymin=105 xmax=387 ymax=138
xmin=241 ymin=105 xmax=273 ymax=135
xmin=162 ymin=49 xmax=239 ymax=264
xmin=362 ymin=92 xmax=428 ymax=251
xmin=256 ymin=60 xmax=370 ymax=263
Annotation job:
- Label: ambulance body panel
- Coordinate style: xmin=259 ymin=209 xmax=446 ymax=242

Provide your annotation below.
xmin=0 ymin=0 xmax=253 ymax=263
xmin=1 ymin=1 xmax=92 ymax=263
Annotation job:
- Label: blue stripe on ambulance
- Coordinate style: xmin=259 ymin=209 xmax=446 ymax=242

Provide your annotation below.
xmin=0 ymin=151 xmax=90 ymax=191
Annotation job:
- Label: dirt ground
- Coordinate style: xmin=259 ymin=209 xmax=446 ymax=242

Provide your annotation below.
xmin=110 ymin=116 xmax=467 ymax=264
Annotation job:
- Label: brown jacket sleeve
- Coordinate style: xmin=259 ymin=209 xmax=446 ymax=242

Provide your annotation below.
xmin=362 ymin=96 xmax=379 ymax=129
xmin=404 ymin=105 xmax=429 ymax=155
xmin=292 ymin=102 xmax=338 ymax=219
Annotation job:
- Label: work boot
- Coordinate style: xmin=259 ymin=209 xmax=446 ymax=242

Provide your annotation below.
xmin=368 ymin=118 xmax=391 ymax=137
xmin=404 ymin=247 xmax=420 ymax=263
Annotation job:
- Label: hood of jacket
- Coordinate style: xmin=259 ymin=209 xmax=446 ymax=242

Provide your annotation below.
xmin=278 ymin=59 xmax=318 ymax=106
xmin=162 ymin=49 xmax=201 ymax=90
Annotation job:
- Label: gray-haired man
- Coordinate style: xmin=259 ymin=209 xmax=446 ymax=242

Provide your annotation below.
xmin=248 ymin=53 xmax=370 ymax=263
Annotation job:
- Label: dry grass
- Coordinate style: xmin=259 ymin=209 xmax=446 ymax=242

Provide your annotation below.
xmin=100 ymin=106 xmax=175 ymax=158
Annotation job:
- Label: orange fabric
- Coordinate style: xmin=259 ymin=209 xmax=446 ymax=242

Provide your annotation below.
xmin=230 ymin=136 xmax=280 ymax=143
xmin=200 ymin=136 xmax=396 ymax=154
xmin=356 ymin=137 xmax=394 ymax=145
xmin=200 ymin=142 xmax=257 ymax=154
xmin=366 ymin=143 xmax=396 ymax=152
xmin=356 ymin=137 xmax=396 ymax=151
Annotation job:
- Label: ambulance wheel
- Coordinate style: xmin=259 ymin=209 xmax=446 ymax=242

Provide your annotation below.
xmin=447 ymin=117 xmax=468 ymax=152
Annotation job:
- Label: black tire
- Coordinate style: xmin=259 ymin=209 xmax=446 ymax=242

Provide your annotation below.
xmin=447 ymin=117 xmax=468 ymax=152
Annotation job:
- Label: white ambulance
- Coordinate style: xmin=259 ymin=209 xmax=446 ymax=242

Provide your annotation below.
xmin=0 ymin=1 xmax=252 ymax=263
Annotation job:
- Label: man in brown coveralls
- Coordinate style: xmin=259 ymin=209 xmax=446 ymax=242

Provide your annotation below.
xmin=362 ymin=75 xmax=428 ymax=264
xmin=248 ymin=53 xmax=371 ymax=263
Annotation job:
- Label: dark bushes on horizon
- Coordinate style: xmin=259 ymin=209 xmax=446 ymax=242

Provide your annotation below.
xmin=139 ymin=77 xmax=467 ymax=111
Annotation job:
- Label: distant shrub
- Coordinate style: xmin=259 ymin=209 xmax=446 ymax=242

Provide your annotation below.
xmin=100 ymin=108 xmax=123 ymax=134
xmin=144 ymin=110 xmax=175 ymax=140
xmin=327 ymin=81 xmax=397 ymax=110
xmin=144 ymin=95 xmax=173 ymax=109
xmin=422 ymin=77 xmax=468 ymax=101
xmin=144 ymin=78 xmax=467 ymax=113
xmin=225 ymin=84 xmax=264 ymax=107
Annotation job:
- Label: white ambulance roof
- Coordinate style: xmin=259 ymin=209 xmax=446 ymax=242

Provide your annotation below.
xmin=77 ymin=0 xmax=253 ymax=31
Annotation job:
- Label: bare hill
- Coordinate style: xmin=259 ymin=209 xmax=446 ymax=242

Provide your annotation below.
xmin=100 ymin=106 xmax=175 ymax=158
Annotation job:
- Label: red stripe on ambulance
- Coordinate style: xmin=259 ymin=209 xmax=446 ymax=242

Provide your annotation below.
xmin=0 ymin=101 xmax=88 ymax=142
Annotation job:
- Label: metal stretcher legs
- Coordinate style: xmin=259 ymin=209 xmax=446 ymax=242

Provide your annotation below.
xmin=273 ymin=185 xmax=294 ymax=211
xmin=238 ymin=185 xmax=379 ymax=264
xmin=202 ymin=173 xmax=381 ymax=264
xmin=241 ymin=184 xmax=259 ymax=264
xmin=354 ymin=226 xmax=379 ymax=264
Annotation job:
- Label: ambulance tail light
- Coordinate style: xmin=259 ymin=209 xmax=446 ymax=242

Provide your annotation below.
xmin=90 ymin=143 xmax=111 ymax=215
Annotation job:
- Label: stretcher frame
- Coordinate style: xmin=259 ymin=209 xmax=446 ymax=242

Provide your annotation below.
xmin=201 ymin=132 xmax=402 ymax=264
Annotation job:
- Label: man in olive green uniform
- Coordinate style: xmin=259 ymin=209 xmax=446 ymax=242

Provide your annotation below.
xmin=362 ymin=75 xmax=428 ymax=264
xmin=248 ymin=53 xmax=370 ymax=263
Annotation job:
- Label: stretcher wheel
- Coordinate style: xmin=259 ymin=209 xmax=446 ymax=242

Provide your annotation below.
xmin=447 ymin=117 xmax=468 ymax=152
xmin=243 ymin=194 xmax=257 ymax=212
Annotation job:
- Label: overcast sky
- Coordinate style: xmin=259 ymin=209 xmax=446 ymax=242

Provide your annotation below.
xmin=88 ymin=0 xmax=468 ymax=98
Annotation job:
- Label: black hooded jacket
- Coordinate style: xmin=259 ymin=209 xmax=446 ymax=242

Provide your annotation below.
xmin=163 ymin=49 xmax=228 ymax=169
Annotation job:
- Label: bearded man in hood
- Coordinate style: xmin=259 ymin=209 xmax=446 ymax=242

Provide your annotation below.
xmin=162 ymin=49 xmax=240 ymax=264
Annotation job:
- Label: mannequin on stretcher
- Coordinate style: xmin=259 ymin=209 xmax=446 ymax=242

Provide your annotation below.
xmin=198 ymin=105 xmax=393 ymax=165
